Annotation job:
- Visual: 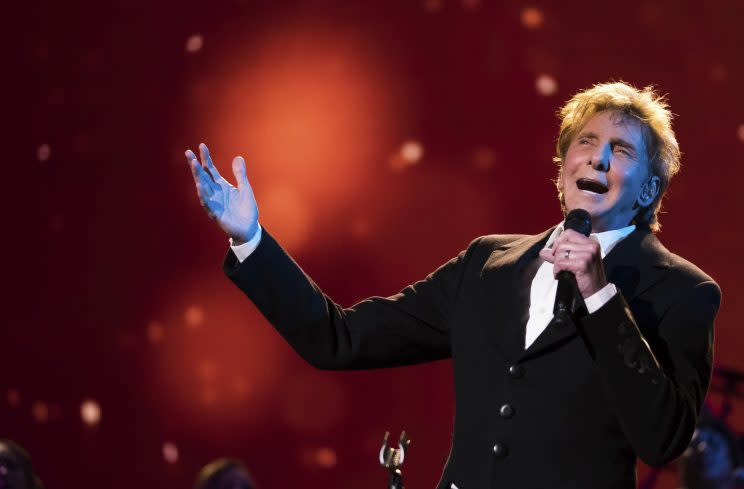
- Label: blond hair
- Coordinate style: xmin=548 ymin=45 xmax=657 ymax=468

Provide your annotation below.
xmin=554 ymin=81 xmax=681 ymax=232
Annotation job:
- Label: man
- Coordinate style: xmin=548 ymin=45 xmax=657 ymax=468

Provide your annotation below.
xmin=185 ymin=82 xmax=720 ymax=488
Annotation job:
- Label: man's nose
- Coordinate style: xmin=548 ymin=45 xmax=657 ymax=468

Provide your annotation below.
xmin=590 ymin=145 xmax=611 ymax=171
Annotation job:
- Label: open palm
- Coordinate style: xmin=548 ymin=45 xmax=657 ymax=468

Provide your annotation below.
xmin=186 ymin=143 xmax=259 ymax=243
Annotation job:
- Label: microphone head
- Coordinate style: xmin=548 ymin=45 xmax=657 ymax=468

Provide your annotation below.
xmin=564 ymin=209 xmax=592 ymax=237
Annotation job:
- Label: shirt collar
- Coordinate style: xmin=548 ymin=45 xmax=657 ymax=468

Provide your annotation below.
xmin=544 ymin=221 xmax=636 ymax=259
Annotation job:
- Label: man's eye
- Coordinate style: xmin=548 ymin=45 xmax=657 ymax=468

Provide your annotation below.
xmin=614 ymin=146 xmax=630 ymax=156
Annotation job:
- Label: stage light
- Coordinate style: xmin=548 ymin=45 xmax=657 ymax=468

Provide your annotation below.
xmin=521 ymin=7 xmax=544 ymax=30
xmin=37 ymin=144 xmax=50 ymax=162
xmin=461 ymin=0 xmax=481 ymax=11
xmin=163 ymin=442 xmax=179 ymax=463
xmin=471 ymin=147 xmax=496 ymax=170
xmin=6 ymin=389 xmax=20 ymax=407
xmin=80 ymin=399 xmax=101 ymax=426
xmin=737 ymin=124 xmax=744 ymax=143
xmin=31 ymin=401 xmax=49 ymax=423
xmin=184 ymin=305 xmax=204 ymax=329
xmin=423 ymin=0 xmax=444 ymax=13
xmin=301 ymin=447 xmax=337 ymax=468
xmin=401 ymin=141 xmax=424 ymax=163
xmin=535 ymin=74 xmax=558 ymax=96
xmin=147 ymin=320 xmax=164 ymax=344
xmin=315 ymin=448 xmax=337 ymax=468
xmin=185 ymin=34 xmax=204 ymax=53
xmin=391 ymin=140 xmax=424 ymax=172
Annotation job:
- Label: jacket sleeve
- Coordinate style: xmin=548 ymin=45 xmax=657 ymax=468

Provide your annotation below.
xmin=223 ymin=227 xmax=479 ymax=370
xmin=578 ymin=280 xmax=720 ymax=467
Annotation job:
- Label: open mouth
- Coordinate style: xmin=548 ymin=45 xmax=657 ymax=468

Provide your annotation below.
xmin=576 ymin=178 xmax=609 ymax=194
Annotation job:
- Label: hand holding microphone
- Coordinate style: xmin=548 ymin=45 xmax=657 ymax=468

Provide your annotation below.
xmin=538 ymin=209 xmax=608 ymax=321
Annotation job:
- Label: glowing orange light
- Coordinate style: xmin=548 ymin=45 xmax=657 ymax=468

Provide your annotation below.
xmin=315 ymin=448 xmax=337 ymax=468
xmin=6 ymin=389 xmax=20 ymax=407
xmin=521 ymin=7 xmax=545 ymax=30
xmin=185 ymin=34 xmax=204 ymax=53
xmin=197 ymin=360 xmax=217 ymax=382
xmin=472 ymin=147 xmax=497 ymax=170
xmin=32 ymin=401 xmax=49 ymax=423
xmin=423 ymin=0 xmax=444 ymax=12
xmin=350 ymin=216 xmax=371 ymax=238
xmin=535 ymin=74 xmax=558 ymax=96
xmin=80 ymin=399 xmax=102 ymax=426
xmin=37 ymin=144 xmax=51 ymax=162
xmin=184 ymin=305 xmax=204 ymax=328
xmin=390 ymin=140 xmax=424 ymax=172
xmin=461 ymin=0 xmax=481 ymax=10
xmin=163 ymin=442 xmax=179 ymax=463
xmin=147 ymin=320 xmax=165 ymax=343
xmin=737 ymin=124 xmax=744 ymax=143
xmin=257 ymin=185 xmax=312 ymax=251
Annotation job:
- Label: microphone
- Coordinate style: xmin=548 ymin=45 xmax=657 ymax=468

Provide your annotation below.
xmin=553 ymin=208 xmax=592 ymax=324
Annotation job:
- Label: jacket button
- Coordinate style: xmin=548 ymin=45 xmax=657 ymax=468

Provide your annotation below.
xmin=492 ymin=442 xmax=508 ymax=458
xmin=508 ymin=364 xmax=524 ymax=378
xmin=499 ymin=403 xmax=514 ymax=418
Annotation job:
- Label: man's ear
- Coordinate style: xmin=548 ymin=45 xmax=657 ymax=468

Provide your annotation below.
xmin=638 ymin=175 xmax=660 ymax=207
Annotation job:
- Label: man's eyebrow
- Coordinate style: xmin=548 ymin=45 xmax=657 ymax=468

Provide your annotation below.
xmin=576 ymin=131 xmax=599 ymax=140
xmin=576 ymin=132 xmax=639 ymax=153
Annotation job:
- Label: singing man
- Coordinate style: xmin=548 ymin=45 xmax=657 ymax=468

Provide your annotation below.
xmin=185 ymin=81 xmax=720 ymax=488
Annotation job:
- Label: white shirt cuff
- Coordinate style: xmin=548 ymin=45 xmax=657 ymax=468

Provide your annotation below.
xmin=229 ymin=224 xmax=263 ymax=263
xmin=584 ymin=282 xmax=618 ymax=314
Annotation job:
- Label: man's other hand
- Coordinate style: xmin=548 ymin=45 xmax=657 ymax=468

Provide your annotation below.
xmin=185 ymin=143 xmax=259 ymax=244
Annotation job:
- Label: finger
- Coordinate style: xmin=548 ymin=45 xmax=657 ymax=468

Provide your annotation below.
xmin=232 ymin=156 xmax=250 ymax=191
xmin=539 ymin=248 xmax=555 ymax=263
xmin=189 ymin=158 xmax=216 ymax=195
xmin=185 ymin=149 xmax=198 ymax=164
xmin=558 ymin=229 xmax=596 ymax=245
xmin=199 ymin=143 xmax=224 ymax=183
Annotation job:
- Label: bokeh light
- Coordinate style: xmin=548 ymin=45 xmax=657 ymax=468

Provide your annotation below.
xmin=521 ymin=7 xmax=545 ymax=30
xmin=147 ymin=320 xmax=165 ymax=344
xmin=31 ymin=401 xmax=49 ymax=423
xmin=535 ymin=74 xmax=558 ymax=96
xmin=6 ymin=388 xmax=20 ymax=407
xmin=80 ymin=399 xmax=102 ymax=426
xmin=184 ymin=305 xmax=204 ymax=329
xmin=162 ymin=442 xmax=179 ymax=464
xmin=37 ymin=144 xmax=51 ymax=162
xmin=185 ymin=34 xmax=204 ymax=53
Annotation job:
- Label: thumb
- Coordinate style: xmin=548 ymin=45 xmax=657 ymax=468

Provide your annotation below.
xmin=232 ymin=156 xmax=250 ymax=190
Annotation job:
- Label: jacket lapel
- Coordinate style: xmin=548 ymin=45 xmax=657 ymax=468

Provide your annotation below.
xmin=517 ymin=227 xmax=670 ymax=362
xmin=602 ymin=228 xmax=670 ymax=302
xmin=481 ymin=228 xmax=554 ymax=359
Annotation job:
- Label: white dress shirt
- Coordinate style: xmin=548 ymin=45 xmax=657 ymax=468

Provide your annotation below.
xmin=229 ymin=222 xmax=636 ymax=349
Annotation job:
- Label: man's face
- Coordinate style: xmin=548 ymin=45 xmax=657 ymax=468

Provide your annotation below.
xmin=560 ymin=110 xmax=659 ymax=232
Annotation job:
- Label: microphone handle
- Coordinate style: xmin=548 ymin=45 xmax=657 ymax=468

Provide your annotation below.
xmin=554 ymin=270 xmax=578 ymax=323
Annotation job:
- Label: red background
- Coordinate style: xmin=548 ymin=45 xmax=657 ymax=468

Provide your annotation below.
xmin=6 ymin=0 xmax=744 ymax=487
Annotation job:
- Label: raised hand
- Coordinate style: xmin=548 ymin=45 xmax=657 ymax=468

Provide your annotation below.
xmin=185 ymin=143 xmax=259 ymax=244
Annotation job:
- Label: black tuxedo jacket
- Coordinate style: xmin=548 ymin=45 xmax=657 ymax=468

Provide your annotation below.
xmin=224 ymin=226 xmax=720 ymax=489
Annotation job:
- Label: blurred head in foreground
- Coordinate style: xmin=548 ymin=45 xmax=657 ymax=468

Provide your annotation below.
xmin=0 ymin=439 xmax=44 ymax=489
xmin=678 ymin=414 xmax=744 ymax=489
xmin=194 ymin=458 xmax=255 ymax=489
